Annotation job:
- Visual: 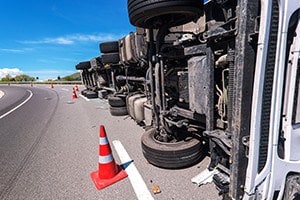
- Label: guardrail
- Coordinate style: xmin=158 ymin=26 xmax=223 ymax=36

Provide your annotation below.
xmin=0 ymin=81 xmax=83 ymax=85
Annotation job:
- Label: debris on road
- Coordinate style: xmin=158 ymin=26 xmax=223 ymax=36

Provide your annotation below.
xmin=151 ymin=185 xmax=161 ymax=194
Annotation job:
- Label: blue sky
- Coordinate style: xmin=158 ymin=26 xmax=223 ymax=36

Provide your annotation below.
xmin=0 ymin=0 xmax=134 ymax=80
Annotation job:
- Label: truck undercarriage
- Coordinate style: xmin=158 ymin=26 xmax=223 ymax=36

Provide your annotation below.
xmin=76 ymin=0 xmax=300 ymax=199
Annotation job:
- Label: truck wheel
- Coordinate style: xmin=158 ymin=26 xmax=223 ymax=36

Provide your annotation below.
xmin=76 ymin=61 xmax=91 ymax=70
xmin=108 ymin=96 xmax=126 ymax=107
xmin=127 ymin=0 xmax=203 ymax=28
xmin=283 ymin=174 xmax=300 ymax=200
xmin=85 ymin=91 xmax=98 ymax=99
xmin=141 ymin=128 xmax=206 ymax=169
xmin=102 ymin=53 xmax=120 ymax=64
xmin=81 ymin=89 xmax=88 ymax=95
xmin=110 ymin=106 xmax=128 ymax=116
xmin=99 ymin=41 xmax=119 ymax=53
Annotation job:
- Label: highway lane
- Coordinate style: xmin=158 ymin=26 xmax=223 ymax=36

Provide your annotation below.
xmin=0 ymin=86 xmax=32 ymax=118
xmin=0 ymin=84 xmax=220 ymax=200
xmin=0 ymin=85 xmax=59 ymax=199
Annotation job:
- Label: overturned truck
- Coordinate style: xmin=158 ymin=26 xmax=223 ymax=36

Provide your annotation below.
xmin=76 ymin=0 xmax=300 ymax=199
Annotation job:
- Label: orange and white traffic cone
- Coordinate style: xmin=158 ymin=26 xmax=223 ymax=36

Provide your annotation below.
xmin=90 ymin=125 xmax=127 ymax=190
xmin=72 ymin=88 xmax=78 ymax=99
xmin=75 ymin=85 xmax=79 ymax=92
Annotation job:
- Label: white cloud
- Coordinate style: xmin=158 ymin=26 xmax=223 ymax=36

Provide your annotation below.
xmin=21 ymin=37 xmax=73 ymax=45
xmin=37 ymin=57 xmax=77 ymax=63
xmin=45 ymin=37 xmax=74 ymax=45
xmin=69 ymin=34 xmax=118 ymax=42
xmin=0 ymin=68 xmax=23 ymax=78
xmin=0 ymin=48 xmax=33 ymax=53
xmin=21 ymin=33 xmax=123 ymax=45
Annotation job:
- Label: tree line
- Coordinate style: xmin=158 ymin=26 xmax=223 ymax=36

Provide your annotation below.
xmin=0 ymin=74 xmax=35 ymax=82
xmin=0 ymin=72 xmax=81 ymax=82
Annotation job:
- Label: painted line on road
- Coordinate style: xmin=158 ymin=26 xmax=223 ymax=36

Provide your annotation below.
xmin=0 ymin=90 xmax=33 ymax=120
xmin=113 ymin=140 xmax=154 ymax=200
xmin=0 ymin=90 xmax=4 ymax=99
xmin=79 ymin=94 xmax=90 ymax=101
xmin=61 ymin=88 xmax=69 ymax=92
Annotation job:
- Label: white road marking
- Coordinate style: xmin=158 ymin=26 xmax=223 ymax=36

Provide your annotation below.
xmin=0 ymin=90 xmax=33 ymax=119
xmin=79 ymin=94 xmax=90 ymax=101
xmin=0 ymin=90 xmax=4 ymax=99
xmin=61 ymin=88 xmax=69 ymax=91
xmin=113 ymin=140 xmax=154 ymax=200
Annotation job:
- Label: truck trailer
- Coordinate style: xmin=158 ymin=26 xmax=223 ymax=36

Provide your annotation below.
xmin=76 ymin=0 xmax=300 ymax=199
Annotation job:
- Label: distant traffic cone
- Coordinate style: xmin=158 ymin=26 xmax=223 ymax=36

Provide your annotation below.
xmin=75 ymin=85 xmax=79 ymax=92
xmin=90 ymin=125 xmax=127 ymax=190
xmin=72 ymin=88 xmax=78 ymax=99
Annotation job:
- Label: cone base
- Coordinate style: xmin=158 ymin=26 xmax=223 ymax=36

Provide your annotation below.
xmin=90 ymin=167 xmax=128 ymax=190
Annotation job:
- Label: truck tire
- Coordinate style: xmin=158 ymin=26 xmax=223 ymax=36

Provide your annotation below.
xmin=76 ymin=61 xmax=91 ymax=70
xmin=85 ymin=91 xmax=98 ymax=99
xmin=127 ymin=0 xmax=203 ymax=28
xmin=102 ymin=53 xmax=120 ymax=64
xmin=141 ymin=128 xmax=206 ymax=169
xmin=99 ymin=41 xmax=119 ymax=53
xmin=108 ymin=96 xmax=126 ymax=107
xmin=81 ymin=89 xmax=88 ymax=95
xmin=110 ymin=106 xmax=128 ymax=116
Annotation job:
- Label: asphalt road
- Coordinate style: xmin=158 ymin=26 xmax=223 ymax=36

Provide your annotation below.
xmin=0 ymin=84 xmax=221 ymax=200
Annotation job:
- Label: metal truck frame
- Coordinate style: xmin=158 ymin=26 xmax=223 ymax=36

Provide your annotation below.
xmin=76 ymin=0 xmax=300 ymax=199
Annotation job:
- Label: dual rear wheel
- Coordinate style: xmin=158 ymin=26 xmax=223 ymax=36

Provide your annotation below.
xmin=108 ymin=96 xmax=128 ymax=116
xmin=142 ymin=128 xmax=207 ymax=169
xmin=128 ymin=0 xmax=205 ymax=169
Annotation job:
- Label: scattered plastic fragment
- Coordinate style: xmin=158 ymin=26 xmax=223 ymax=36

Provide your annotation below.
xmin=151 ymin=185 xmax=161 ymax=194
